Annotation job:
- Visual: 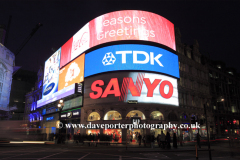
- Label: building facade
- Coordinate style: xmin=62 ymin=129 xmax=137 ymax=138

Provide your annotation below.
xmin=206 ymin=60 xmax=240 ymax=137
xmin=9 ymin=68 xmax=37 ymax=120
xmin=0 ymin=42 xmax=15 ymax=118
xmin=26 ymin=10 xmax=240 ymax=142
xmin=24 ymin=66 xmax=43 ymax=128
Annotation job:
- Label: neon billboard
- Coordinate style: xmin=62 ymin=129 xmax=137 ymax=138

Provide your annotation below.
xmin=58 ymin=54 xmax=85 ymax=91
xmin=60 ymin=10 xmax=175 ymax=68
xmin=87 ymin=72 xmax=179 ymax=106
xmin=42 ymin=48 xmax=61 ymax=98
xmin=85 ymin=44 xmax=179 ymax=78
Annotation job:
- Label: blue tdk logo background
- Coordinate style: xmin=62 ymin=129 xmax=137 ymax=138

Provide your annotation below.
xmin=85 ymin=44 xmax=179 ymax=78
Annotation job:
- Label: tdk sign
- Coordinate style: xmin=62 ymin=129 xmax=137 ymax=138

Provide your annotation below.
xmin=85 ymin=44 xmax=179 ymax=78
xmin=102 ymin=51 xmax=163 ymax=67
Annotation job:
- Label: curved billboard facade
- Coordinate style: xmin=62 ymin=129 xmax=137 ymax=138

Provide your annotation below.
xmin=40 ymin=10 xmax=178 ymax=108
xmin=85 ymin=44 xmax=179 ymax=78
xmin=60 ymin=10 xmax=175 ymax=68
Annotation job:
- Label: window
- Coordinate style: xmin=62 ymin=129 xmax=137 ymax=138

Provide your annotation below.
xmin=168 ymin=112 xmax=178 ymax=121
xmin=6 ymin=55 xmax=9 ymax=60
xmin=186 ymin=50 xmax=191 ymax=59
xmin=192 ymin=95 xmax=195 ymax=106
xmin=126 ymin=110 xmax=146 ymax=120
xmin=104 ymin=110 xmax=122 ymax=120
xmin=184 ymin=94 xmax=187 ymax=105
xmin=150 ymin=111 xmax=164 ymax=120
xmin=0 ymin=69 xmax=3 ymax=80
xmin=88 ymin=112 xmax=101 ymax=121
xmin=0 ymin=82 xmax=3 ymax=92
xmin=180 ymin=113 xmax=188 ymax=121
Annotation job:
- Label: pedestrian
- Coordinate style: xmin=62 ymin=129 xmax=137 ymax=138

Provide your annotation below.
xmin=179 ymin=134 xmax=183 ymax=146
xmin=157 ymin=134 xmax=161 ymax=147
xmin=138 ymin=134 xmax=142 ymax=146
xmin=130 ymin=134 xmax=133 ymax=142
xmin=160 ymin=131 xmax=166 ymax=149
xmin=151 ymin=133 xmax=155 ymax=148
xmin=197 ymin=133 xmax=201 ymax=148
xmin=173 ymin=133 xmax=177 ymax=148
xmin=166 ymin=132 xmax=171 ymax=149
xmin=143 ymin=136 xmax=146 ymax=147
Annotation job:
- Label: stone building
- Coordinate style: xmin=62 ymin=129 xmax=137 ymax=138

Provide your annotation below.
xmin=0 ymin=42 xmax=15 ymax=118
xmin=24 ymin=66 xmax=43 ymax=128
xmin=206 ymin=60 xmax=240 ymax=137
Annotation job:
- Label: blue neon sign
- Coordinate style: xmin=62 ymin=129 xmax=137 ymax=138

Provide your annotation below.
xmin=46 ymin=116 xmax=54 ymax=121
xmin=85 ymin=44 xmax=179 ymax=78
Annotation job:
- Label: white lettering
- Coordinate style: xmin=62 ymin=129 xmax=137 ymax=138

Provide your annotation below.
xmin=150 ymin=52 xmax=163 ymax=67
xmin=133 ymin=51 xmax=149 ymax=64
xmin=116 ymin=51 xmax=132 ymax=63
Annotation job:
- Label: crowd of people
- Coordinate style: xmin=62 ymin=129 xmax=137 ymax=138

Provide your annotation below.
xmin=43 ymin=131 xmax=203 ymax=149
xmin=134 ymin=131 xmax=186 ymax=149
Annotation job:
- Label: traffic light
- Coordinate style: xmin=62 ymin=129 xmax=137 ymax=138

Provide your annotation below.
xmin=191 ymin=116 xmax=196 ymax=124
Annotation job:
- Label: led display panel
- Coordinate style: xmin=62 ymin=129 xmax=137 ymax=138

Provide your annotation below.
xmin=87 ymin=72 xmax=179 ymax=106
xmin=60 ymin=10 xmax=175 ymax=68
xmin=42 ymin=48 xmax=61 ymax=98
xmin=123 ymin=72 xmax=178 ymax=106
xmin=37 ymin=83 xmax=75 ymax=108
xmin=85 ymin=44 xmax=179 ymax=78
xmin=58 ymin=54 xmax=85 ymax=91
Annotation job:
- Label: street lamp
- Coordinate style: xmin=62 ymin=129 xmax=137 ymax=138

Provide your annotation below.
xmin=57 ymin=100 xmax=64 ymax=133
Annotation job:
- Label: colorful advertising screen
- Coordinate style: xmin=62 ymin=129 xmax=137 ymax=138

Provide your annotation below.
xmin=58 ymin=54 xmax=85 ymax=91
xmin=38 ymin=83 xmax=76 ymax=108
xmin=42 ymin=48 xmax=61 ymax=98
xmin=122 ymin=72 xmax=178 ymax=106
xmin=60 ymin=10 xmax=175 ymax=68
xmin=84 ymin=72 xmax=178 ymax=106
xmin=85 ymin=44 xmax=179 ymax=78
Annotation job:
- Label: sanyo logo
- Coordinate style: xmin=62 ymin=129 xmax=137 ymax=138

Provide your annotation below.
xmin=102 ymin=51 xmax=163 ymax=67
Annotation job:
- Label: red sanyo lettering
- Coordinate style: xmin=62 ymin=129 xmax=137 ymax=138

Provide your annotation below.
xmin=89 ymin=78 xmax=173 ymax=99
xmin=101 ymin=78 xmax=120 ymax=98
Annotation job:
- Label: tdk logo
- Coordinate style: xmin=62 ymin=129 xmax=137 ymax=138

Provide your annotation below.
xmin=102 ymin=51 xmax=163 ymax=67
xmin=102 ymin=52 xmax=116 ymax=66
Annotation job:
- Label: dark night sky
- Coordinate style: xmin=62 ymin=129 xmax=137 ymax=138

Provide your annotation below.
xmin=1 ymin=0 xmax=240 ymax=72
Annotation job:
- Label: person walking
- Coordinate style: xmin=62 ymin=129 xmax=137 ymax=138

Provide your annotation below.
xmin=173 ymin=133 xmax=177 ymax=148
xmin=151 ymin=133 xmax=155 ymax=148
xmin=179 ymin=133 xmax=183 ymax=146
xmin=143 ymin=135 xmax=146 ymax=147
xmin=166 ymin=132 xmax=171 ymax=149
xmin=160 ymin=131 xmax=166 ymax=149
xmin=157 ymin=134 xmax=161 ymax=147
xmin=138 ymin=134 xmax=142 ymax=146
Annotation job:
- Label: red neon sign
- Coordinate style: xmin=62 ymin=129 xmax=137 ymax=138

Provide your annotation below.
xmin=89 ymin=77 xmax=174 ymax=100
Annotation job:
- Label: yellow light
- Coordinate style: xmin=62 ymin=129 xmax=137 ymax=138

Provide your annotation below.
xmin=59 ymin=99 xmax=63 ymax=103
xmin=57 ymin=104 xmax=61 ymax=108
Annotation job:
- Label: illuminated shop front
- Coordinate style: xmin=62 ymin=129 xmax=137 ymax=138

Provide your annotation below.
xmin=42 ymin=113 xmax=59 ymax=138
xmin=60 ymin=108 xmax=81 ymax=135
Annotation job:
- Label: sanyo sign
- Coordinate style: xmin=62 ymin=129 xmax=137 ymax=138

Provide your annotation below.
xmin=85 ymin=44 xmax=179 ymax=78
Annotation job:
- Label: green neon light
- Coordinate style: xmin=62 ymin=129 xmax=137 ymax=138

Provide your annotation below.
xmin=61 ymin=107 xmax=81 ymax=113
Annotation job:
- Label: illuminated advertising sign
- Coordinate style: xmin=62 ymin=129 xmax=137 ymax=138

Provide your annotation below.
xmin=58 ymin=54 xmax=85 ymax=91
xmin=60 ymin=10 xmax=175 ymax=68
xmin=85 ymin=44 xmax=179 ymax=78
xmin=42 ymin=48 xmax=61 ymax=98
xmin=62 ymin=96 xmax=82 ymax=111
xmin=61 ymin=109 xmax=81 ymax=120
xmin=87 ymin=72 xmax=178 ymax=106
xmin=37 ymin=83 xmax=80 ymax=108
